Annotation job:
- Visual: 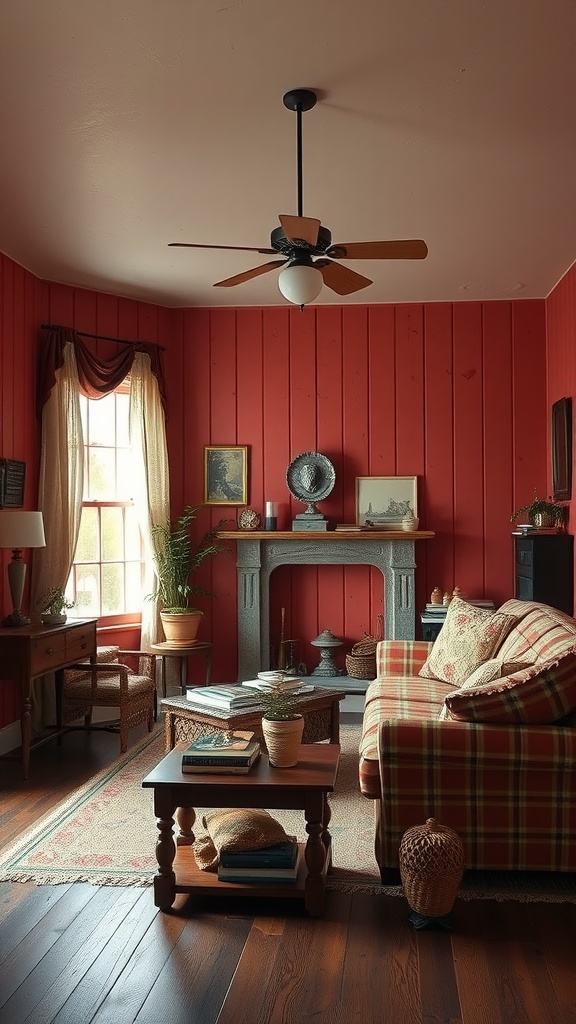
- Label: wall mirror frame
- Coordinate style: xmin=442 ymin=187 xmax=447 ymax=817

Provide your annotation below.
xmin=552 ymin=397 xmax=572 ymax=501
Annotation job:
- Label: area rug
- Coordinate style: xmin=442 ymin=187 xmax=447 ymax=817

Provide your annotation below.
xmin=2 ymin=722 xmax=576 ymax=903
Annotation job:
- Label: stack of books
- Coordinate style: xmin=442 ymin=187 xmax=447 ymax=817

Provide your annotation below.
xmin=424 ymin=598 xmax=495 ymax=619
xmin=181 ymin=729 xmax=261 ymax=774
xmin=217 ymin=840 xmax=302 ymax=883
xmin=185 ymin=684 xmax=265 ymax=710
xmin=242 ymin=674 xmax=314 ymax=695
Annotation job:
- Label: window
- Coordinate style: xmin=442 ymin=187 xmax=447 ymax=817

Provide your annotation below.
xmin=67 ymin=382 xmax=145 ymax=625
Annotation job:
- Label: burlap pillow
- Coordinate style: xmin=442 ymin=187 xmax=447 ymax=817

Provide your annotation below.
xmin=419 ymin=598 xmax=518 ymax=686
xmin=193 ymin=808 xmax=296 ymax=871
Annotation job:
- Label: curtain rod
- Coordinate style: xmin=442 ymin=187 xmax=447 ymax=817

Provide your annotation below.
xmin=40 ymin=324 xmax=166 ymax=351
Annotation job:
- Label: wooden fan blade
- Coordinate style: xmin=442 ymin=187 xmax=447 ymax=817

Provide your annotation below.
xmin=279 ymin=215 xmax=321 ymax=247
xmin=315 ymin=259 xmax=372 ymax=296
xmin=213 ymin=260 xmax=285 ymax=288
xmin=327 ymin=240 xmax=428 ymax=260
xmin=169 ymin=242 xmax=277 ymax=254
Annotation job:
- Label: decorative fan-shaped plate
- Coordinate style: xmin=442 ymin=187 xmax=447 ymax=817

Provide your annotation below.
xmin=286 ymin=451 xmax=336 ymax=504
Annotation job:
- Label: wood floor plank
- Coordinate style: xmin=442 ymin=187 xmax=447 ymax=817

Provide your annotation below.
xmin=527 ymin=902 xmax=576 ymax=1023
xmin=451 ymin=899 xmax=561 ymax=1024
xmin=40 ymin=888 xmax=156 ymax=1024
xmin=129 ymin=903 xmax=253 ymax=1024
xmin=0 ymin=883 xmax=74 ymax=965
xmin=0 ymin=885 xmax=120 ymax=1021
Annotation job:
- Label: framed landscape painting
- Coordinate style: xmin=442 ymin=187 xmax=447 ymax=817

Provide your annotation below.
xmin=204 ymin=445 xmax=248 ymax=505
xmin=356 ymin=475 xmax=418 ymax=528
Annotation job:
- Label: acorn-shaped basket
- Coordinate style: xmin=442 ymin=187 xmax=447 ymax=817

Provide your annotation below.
xmin=399 ymin=818 xmax=464 ymax=918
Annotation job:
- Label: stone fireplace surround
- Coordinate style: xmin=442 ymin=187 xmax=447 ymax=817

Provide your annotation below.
xmin=217 ymin=531 xmax=434 ymax=681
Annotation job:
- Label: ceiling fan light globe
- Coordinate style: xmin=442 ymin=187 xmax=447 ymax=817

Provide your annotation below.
xmin=277 ymin=264 xmax=323 ymax=306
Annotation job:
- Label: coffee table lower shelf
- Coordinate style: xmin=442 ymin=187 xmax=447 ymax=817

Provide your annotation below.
xmin=166 ymin=839 xmax=330 ymax=909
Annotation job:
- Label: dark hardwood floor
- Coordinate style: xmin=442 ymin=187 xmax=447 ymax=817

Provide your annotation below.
xmin=1 ymin=719 xmax=575 ymax=1024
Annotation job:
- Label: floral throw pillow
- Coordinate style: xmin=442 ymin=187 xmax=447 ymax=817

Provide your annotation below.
xmin=419 ymin=597 xmax=518 ymax=686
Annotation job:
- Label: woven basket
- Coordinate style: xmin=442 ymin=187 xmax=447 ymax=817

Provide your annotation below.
xmin=399 ymin=818 xmax=465 ymax=917
xmin=345 ymin=615 xmax=383 ymax=679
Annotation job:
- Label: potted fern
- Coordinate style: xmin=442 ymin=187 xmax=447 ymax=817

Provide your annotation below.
xmin=150 ymin=505 xmax=227 ymax=645
xmin=36 ymin=587 xmax=75 ymax=626
xmin=510 ymin=494 xmax=566 ymax=529
xmin=259 ymin=684 xmax=304 ymax=768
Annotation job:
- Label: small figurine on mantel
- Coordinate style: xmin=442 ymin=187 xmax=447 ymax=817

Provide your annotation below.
xmin=430 ymin=587 xmax=443 ymax=605
xmin=442 ymin=592 xmax=452 ymax=606
xmin=452 ymin=586 xmax=462 ymax=599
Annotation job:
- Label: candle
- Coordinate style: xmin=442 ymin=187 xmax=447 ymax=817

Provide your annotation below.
xmin=265 ymin=501 xmax=277 ymax=531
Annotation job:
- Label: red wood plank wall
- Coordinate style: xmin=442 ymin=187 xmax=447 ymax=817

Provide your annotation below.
xmin=546 ymin=261 xmax=576 ymax=574
xmin=0 ymin=246 xmax=559 ymax=727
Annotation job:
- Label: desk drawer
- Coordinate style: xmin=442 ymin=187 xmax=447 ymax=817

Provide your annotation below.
xmin=31 ymin=633 xmax=67 ymax=674
xmin=66 ymin=624 xmax=95 ymax=661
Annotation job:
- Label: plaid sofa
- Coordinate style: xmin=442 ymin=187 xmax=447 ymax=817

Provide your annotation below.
xmin=359 ymin=599 xmax=576 ymax=880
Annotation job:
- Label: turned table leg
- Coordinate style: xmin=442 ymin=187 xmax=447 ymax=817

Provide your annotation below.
xmin=303 ymin=792 xmax=330 ymax=916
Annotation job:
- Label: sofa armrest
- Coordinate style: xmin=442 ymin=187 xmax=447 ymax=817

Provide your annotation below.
xmin=375 ymin=718 xmax=576 ymax=871
xmin=376 ymin=639 xmax=432 ymax=677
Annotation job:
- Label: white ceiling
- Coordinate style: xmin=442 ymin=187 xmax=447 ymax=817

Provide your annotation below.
xmin=2 ymin=1 xmax=576 ymax=309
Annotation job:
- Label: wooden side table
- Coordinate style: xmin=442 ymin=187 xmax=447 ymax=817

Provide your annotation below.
xmin=150 ymin=641 xmax=212 ymax=697
xmin=0 ymin=617 xmax=97 ymax=777
xmin=142 ymin=742 xmax=340 ymax=916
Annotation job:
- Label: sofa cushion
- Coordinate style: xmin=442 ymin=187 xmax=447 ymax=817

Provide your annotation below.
xmin=419 ymin=598 xmax=518 ymax=686
xmin=360 ymin=676 xmax=451 ymax=797
xmin=496 ymin=600 xmax=576 ymax=664
xmin=444 ymin=649 xmax=576 ymax=723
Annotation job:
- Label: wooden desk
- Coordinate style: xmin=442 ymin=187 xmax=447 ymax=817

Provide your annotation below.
xmin=0 ymin=618 xmax=97 ymax=778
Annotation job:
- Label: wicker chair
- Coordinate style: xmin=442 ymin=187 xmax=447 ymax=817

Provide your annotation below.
xmin=59 ymin=647 xmax=157 ymax=753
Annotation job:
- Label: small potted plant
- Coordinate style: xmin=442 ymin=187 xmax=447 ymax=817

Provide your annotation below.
xmin=149 ymin=505 xmax=228 ymax=645
xmin=259 ymin=684 xmax=304 ymax=768
xmin=510 ymin=493 xmax=566 ymax=529
xmin=36 ymin=587 xmax=75 ymax=625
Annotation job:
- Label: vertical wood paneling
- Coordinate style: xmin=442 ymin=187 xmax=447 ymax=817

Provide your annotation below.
xmin=453 ymin=303 xmax=485 ymax=594
xmin=0 ymin=241 xmax=562 ymax=724
xmin=546 ymin=264 xmax=576 ymax=613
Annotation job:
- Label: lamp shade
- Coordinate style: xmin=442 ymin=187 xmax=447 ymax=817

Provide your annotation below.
xmin=277 ymin=263 xmax=323 ymax=306
xmin=0 ymin=510 xmax=46 ymax=549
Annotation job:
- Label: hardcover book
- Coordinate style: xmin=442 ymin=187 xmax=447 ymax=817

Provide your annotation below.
xmin=181 ymin=738 xmax=261 ymax=768
xmin=219 ymin=840 xmax=298 ymax=869
xmin=183 ymin=729 xmax=255 ymax=752
xmin=181 ymin=744 xmax=261 ymax=774
xmin=217 ymin=845 xmax=303 ymax=883
xmin=185 ymin=685 xmax=264 ymax=709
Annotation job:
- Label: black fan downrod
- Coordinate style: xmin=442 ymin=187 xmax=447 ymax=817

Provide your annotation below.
xmin=282 ymin=89 xmax=317 ymax=218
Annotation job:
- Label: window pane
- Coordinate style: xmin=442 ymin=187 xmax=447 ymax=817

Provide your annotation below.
xmin=74 ymin=565 xmax=100 ymax=616
xmin=117 ymin=449 xmax=135 ymax=500
xmin=101 ymin=506 xmax=124 ymax=561
xmin=125 ymin=506 xmax=142 ymax=559
xmin=75 ymin=507 xmax=99 ymax=562
xmin=89 ymin=393 xmax=116 ymax=447
xmin=88 ymin=448 xmax=115 ymax=500
xmin=126 ymin=560 xmax=145 ymax=609
xmin=102 ymin=563 xmax=123 ymax=615
xmin=117 ymin=393 xmax=130 ymax=447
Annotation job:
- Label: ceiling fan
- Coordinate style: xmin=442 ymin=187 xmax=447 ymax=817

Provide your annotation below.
xmin=169 ymin=88 xmax=428 ymax=308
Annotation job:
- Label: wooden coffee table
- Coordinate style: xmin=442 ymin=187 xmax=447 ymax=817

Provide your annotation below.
xmin=142 ymin=742 xmax=340 ymax=916
xmin=161 ymin=687 xmax=346 ymax=752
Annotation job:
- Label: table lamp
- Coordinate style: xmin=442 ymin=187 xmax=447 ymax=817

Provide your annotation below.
xmin=0 ymin=510 xmax=46 ymax=626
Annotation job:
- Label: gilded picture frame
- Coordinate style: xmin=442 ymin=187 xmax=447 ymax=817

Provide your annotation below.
xmin=204 ymin=445 xmax=248 ymax=505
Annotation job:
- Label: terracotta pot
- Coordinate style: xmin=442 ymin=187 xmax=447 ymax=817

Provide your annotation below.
xmin=261 ymin=714 xmax=304 ymax=768
xmin=160 ymin=610 xmax=203 ymax=647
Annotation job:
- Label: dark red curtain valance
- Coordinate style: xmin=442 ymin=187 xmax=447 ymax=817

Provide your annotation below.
xmin=37 ymin=326 xmax=167 ymax=417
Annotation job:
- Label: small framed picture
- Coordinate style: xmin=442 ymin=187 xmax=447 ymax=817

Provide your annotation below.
xmin=204 ymin=446 xmax=248 ymax=505
xmin=356 ymin=475 xmax=418 ymax=527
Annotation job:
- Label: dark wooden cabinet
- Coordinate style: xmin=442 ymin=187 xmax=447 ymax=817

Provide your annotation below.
xmin=514 ymin=533 xmax=574 ymax=614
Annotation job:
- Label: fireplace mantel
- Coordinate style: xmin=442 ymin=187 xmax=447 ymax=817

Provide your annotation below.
xmin=217 ymin=530 xmax=434 ymax=680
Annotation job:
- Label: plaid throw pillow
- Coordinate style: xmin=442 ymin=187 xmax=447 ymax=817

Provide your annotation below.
xmin=444 ymin=649 xmax=576 ymax=723
xmin=419 ymin=597 xmax=518 ymax=686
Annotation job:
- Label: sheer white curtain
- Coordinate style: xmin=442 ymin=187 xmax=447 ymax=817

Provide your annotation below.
xmin=31 ymin=343 xmax=84 ymax=728
xmin=129 ymin=351 xmax=171 ymax=648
